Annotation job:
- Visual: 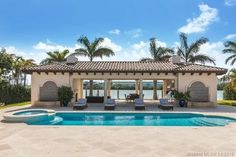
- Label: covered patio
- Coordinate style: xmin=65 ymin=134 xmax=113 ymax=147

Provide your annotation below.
xmin=23 ymin=56 xmax=227 ymax=107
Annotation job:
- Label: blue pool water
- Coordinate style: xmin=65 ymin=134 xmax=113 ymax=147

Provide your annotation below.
xmin=27 ymin=113 xmax=236 ymax=126
xmin=14 ymin=110 xmax=48 ymax=115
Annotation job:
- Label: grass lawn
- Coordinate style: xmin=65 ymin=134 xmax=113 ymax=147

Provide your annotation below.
xmin=217 ymin=100 xmax=236 ymax=107
xmin=0 ymin=101 xmax=31 ymax=110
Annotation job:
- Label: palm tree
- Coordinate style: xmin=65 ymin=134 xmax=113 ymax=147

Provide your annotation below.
xmin=140 ymin=38 xmax=174 ymax=100
xmin=223 ymin=41 xmax=236 ymax=65
xmin=221 ymin=68 xmax=236 ymax=92
xmin=0 ymin=48 xmax=14 ymax=81
xmin=73 ymin=36 xmax=115 ymax=96
xmin=21 ymin=58 xmax=36 ymax=86
xmin=40 ymin=49 xmax=69 ymax=64
xmin=12 ymin=56 xmax=23 ymax=85
xmin=177 ymin=33 xmax=215 ymax=65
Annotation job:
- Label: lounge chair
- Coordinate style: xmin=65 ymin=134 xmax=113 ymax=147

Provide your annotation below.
xmin=134 ymin=98 xmax=145 ymax=110
xmin=158 ymin=98 xmax=174 ymax=110
xmin=73 ymin=98 xmax=87 ymax=110
xmin=104 ymin=99 xmax=116 ymax=110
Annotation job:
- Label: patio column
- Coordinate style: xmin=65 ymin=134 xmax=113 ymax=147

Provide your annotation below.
xmin=139 ymin=79 xmax=143 ymax=99
xmin=80 ymin=79 xmax=84 ymax=98
xmin=78 ymin=79 xmax=83 ymax=99
xmin=107 ymin=79 xmax=111 ymax=97
xmin=135 ymin=79 xmax=139 ymax=94
xmin=163 ymin=79 xmax=167 ymax=98
xmin=174 ymin=78 xmax=178 ymax=90
xmin=104 ymin=79 xmax=108 ymax=102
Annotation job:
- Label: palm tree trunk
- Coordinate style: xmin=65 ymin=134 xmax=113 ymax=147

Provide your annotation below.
xmin=23 ymin=73 xmax=26 ymax=86
xmin=89 ymin=80 xmax=93 ymax=96
xmin=153 ymin=80 xmax=158 ymax=100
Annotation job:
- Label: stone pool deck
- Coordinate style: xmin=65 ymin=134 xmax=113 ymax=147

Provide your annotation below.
xmin=0 ymin=103 xmax=236 ymax=157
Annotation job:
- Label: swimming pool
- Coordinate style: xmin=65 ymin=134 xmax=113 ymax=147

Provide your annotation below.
xmin=27 ymin=112 xmax=236 ymax=126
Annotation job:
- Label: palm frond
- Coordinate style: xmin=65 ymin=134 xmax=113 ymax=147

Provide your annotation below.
xmin=77 ymin=35 xmax=91 ymax=51
xmin=188 ymin=37 xmax=208 ymax=54
xmin=91 ymin=38 xmax=104 ymax=52
xmin=224 ymin=41 xmax=236 ymax=48
xmin=73 ymin=48 xmax=89 ymax=57
xmin=93 ymin=48 xmax=115 ymax=59
xmin=149 ymin=38 xmax=157 ymax=59
xmin=140 ymin=58 xmax=153 ymax=62
xmin=189 ymin=54 xmax=216 ymax=65
xmin=179 ymin=32 xmax=188 ymax=51
xmin=223 ymin=48 xmax=236 ymax=54
xmin=225 ymin=54 xmax=236 ymax=64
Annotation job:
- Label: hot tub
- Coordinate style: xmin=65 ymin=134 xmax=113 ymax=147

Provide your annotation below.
xmin=3 ymin=109 xmax=55 ymax=123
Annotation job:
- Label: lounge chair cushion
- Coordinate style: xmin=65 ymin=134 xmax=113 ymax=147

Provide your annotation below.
xmin=106 ymin=99 xmax=115 ymax=104
xmin=135 ymin=99 xmax=144 ymax=106
xmin=78 ymin=99 xmax=87 ymax=104
xmin=74 ymin=103 xmax=86 ymax=106
xmin=105 ymin=103 xmax=115 ymax=106
xmin=159 ymin=99 xmax=169 ymax=105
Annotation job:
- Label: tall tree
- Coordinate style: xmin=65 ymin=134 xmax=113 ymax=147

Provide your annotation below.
xmin=140 ymin=38 xmax=174 ymax=100
xmin=223 ymin=41 xmax=236 ymax=65
xmin=40 ymin=49 xmax=69 ymax=64
xmin=21 ymin=58 xmax=36 ymax=86
xmin=177 ymin=33 xmax=215 ymax=65
xmin=12 ymin=56 xmax=23 ymax=85
xmin=221 ymin=68 xmax=236 ymax=92
xmin=73 ymin=36 xmax=115 ymax=96
xmin=0 ymin=48 xmax=14 ymax=81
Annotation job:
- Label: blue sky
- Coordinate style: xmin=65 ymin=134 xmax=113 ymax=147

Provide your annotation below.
xmin=0 ymin=0 xmax=236 ymax=69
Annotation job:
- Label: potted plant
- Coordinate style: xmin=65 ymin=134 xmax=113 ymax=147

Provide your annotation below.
xmin=174 ymin=91 xmax=191 ymax=107
xmin=58 ymin=86 xmax=74 ymax=107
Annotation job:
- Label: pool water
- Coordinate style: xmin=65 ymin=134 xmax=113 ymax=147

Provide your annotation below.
xmin=14 ymin=110 xmax=48 ymax=115
xmin=27 ymin=113 xmax=236 ymax=126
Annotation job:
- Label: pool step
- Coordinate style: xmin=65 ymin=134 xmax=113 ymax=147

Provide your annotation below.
xmin=191 ymin=118 xmax=227 ymax=126
xmin=190 ymin=118 xmax=216 ymax=126
xmin=49 ymin=116 xmax=63 ymax=125
xmin=30 ymin=116 xmax=63 ymax=125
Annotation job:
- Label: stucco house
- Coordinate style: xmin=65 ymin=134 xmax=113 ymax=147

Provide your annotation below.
xmin=23 ymin=56 xmax=227 ymax=107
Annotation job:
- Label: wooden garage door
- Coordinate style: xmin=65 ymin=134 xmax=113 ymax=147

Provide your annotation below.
xmin=188 ymin=81 xmax=209 ymax=102
xmin=40 ymin=81 xmax=58 ymax=101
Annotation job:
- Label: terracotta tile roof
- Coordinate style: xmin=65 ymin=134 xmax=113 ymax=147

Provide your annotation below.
xmin=23 ymin=61 xmax=227 ymax=75
xmin=174 ymin=64 xmax=227 ymax=74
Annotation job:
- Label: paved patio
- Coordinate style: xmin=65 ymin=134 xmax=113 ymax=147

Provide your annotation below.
xmin=0 ymin=103 xmax=236 ymax=157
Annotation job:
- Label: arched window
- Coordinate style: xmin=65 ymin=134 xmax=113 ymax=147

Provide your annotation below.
xmin=188 ymin=81 xmax=209 ymax=102
xmin=40 ymin=81 xmax=58 ymax=101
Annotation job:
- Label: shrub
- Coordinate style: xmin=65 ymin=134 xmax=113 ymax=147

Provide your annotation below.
xmin=174 ymin=91 xmax=191 ymax=101
xmin=0 ymin=82 xmax=31 ymax=104
xmin=58 ymin=86 xmax=73 ymax=106
xmin=223 ymin=84 xmax=236 ymax=100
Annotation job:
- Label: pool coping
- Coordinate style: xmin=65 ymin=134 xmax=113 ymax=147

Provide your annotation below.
xmin=3 ymin=109 xmax=55 ymax=122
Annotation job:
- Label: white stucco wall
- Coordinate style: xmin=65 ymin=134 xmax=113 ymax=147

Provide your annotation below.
xmin=177 ymin=73 xmax=217 ymax=103
xmin=31 ymin=71 xmax=218 ymax=105
xmin=31 ymin=72 xmax=71 ymax=105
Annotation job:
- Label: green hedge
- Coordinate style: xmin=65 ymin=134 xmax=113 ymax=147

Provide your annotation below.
xmin=223 ymin=84 xmax=236 ymax=100
xmin=0 ymin=82 xmax=31 ymax=104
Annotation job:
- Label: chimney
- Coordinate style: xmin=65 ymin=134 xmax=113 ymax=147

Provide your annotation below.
xmin=66 ymin=54 xmax=78 ymax=64
xmin=169 ymin=55 xmax=181 ymax=64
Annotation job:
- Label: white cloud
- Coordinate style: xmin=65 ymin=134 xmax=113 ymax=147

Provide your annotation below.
xmin=225 ymin=34 xmax=236 ymax=40
xmin=5 ymin=46 xmax=46 ymax=64
xmin=125 ymin=28 xmax=142 ymax=38
xmin=132 ymin=39 xmax=167 ymax=50
xmin=100 ymin=38 xmax=122 ymax=52
xmin=32 ymin=38 xmax=122 ymax=62
xmin=108 ymin=29 xmax=120 ymax=35
xmin=198 ymin=41 xmax=234 ymax=69
xmin=225 ymin=0 xmax=236 ymax=6
xmin=178 ymin=4 xmax=218 ymax=34
xmin=33 ymin=42 xmax=81 ymax=52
